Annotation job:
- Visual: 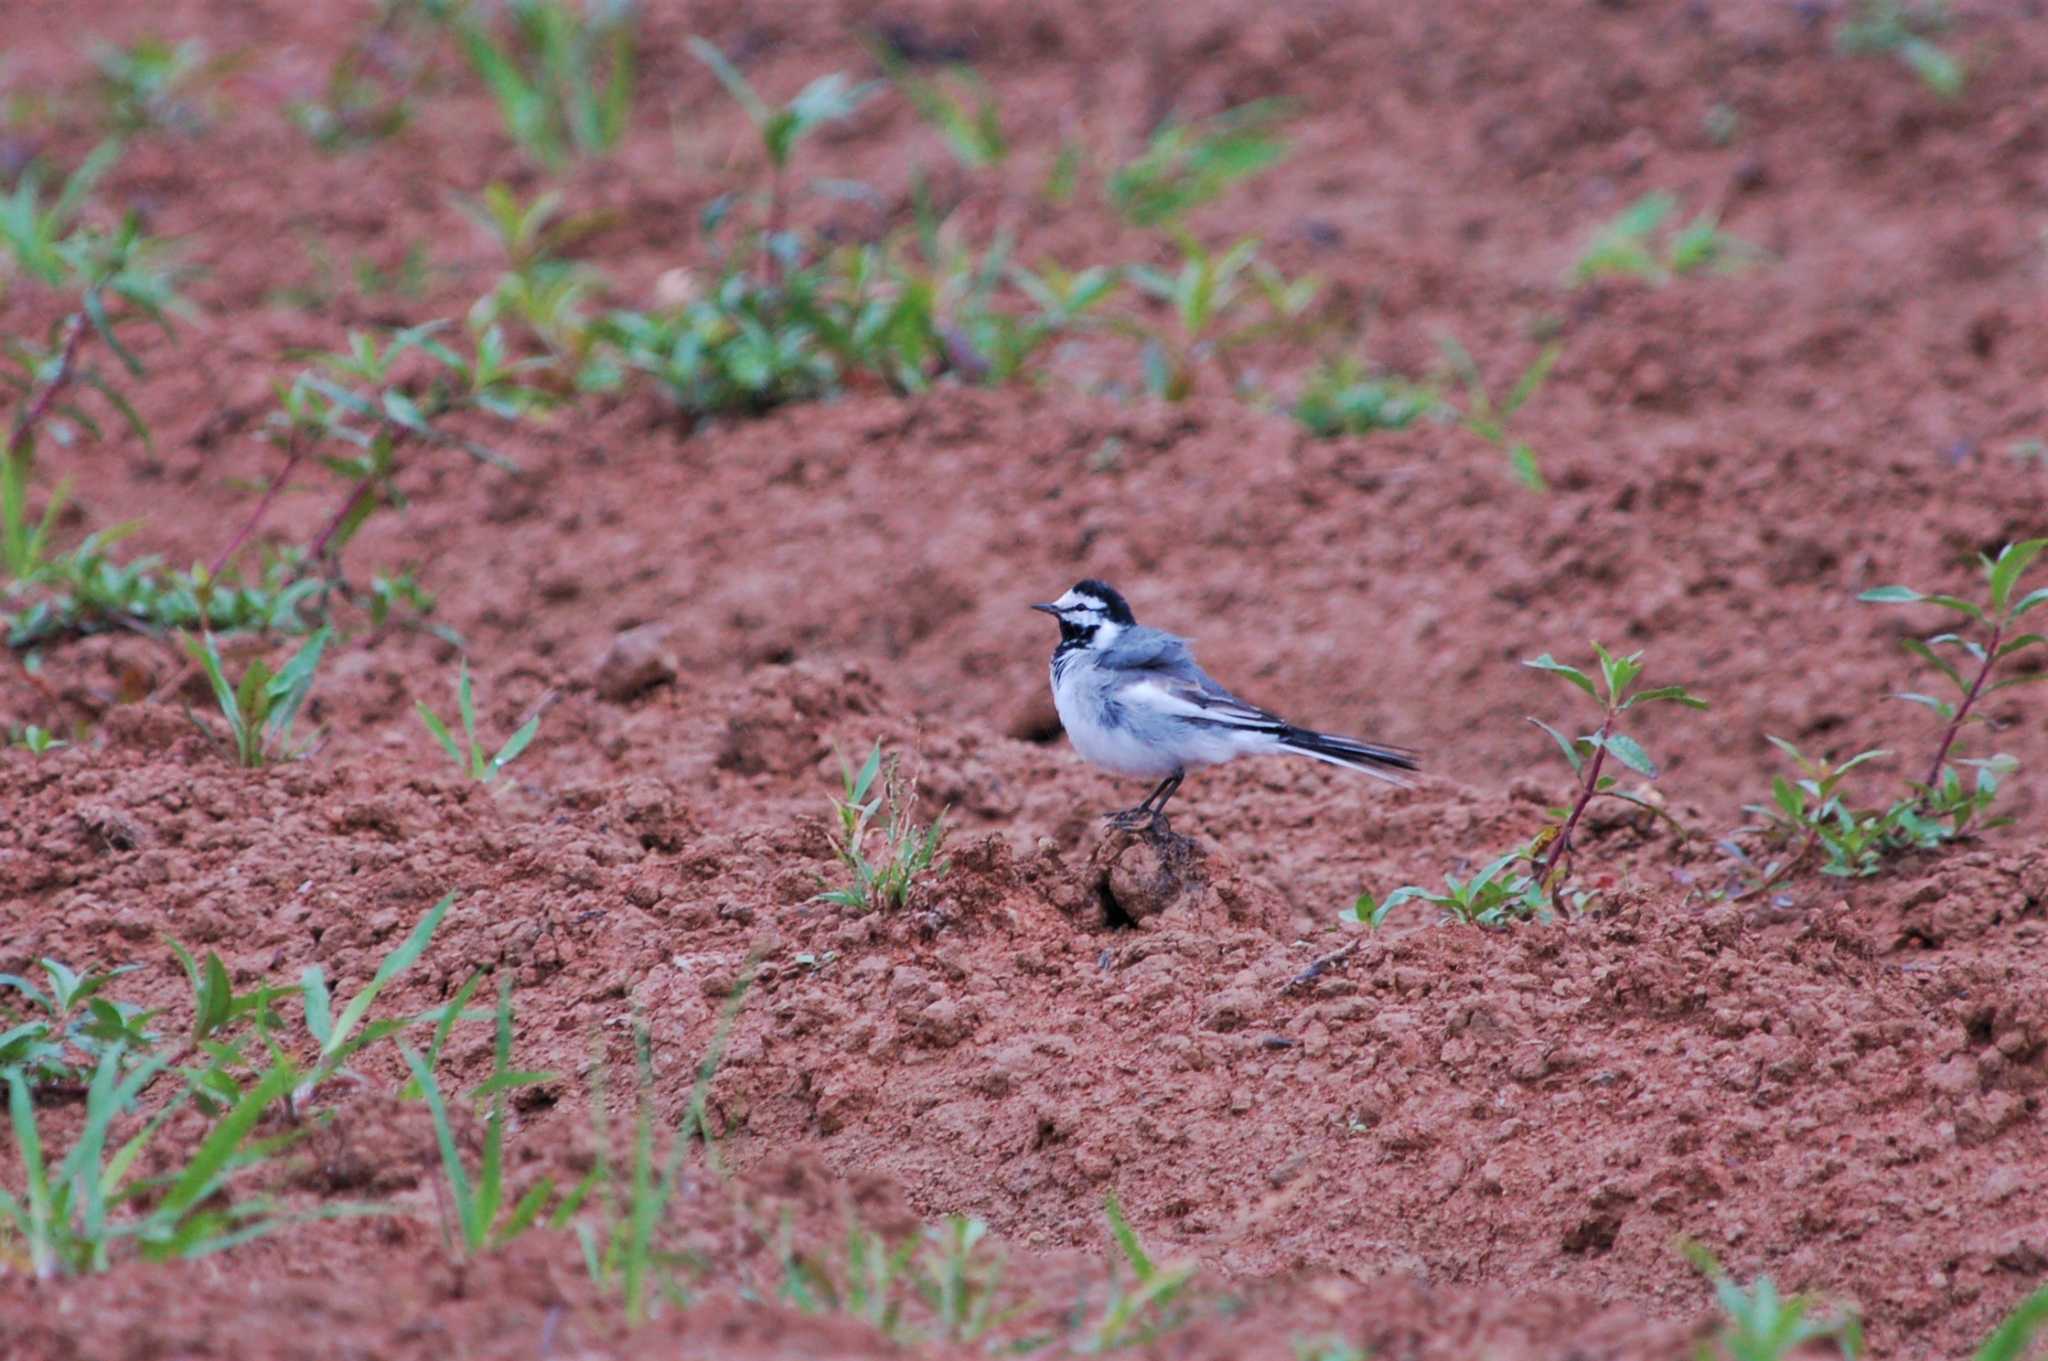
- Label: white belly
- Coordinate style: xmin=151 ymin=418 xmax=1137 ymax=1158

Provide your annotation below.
xmin=1052 ymin=658 xmax=1224 ymax=779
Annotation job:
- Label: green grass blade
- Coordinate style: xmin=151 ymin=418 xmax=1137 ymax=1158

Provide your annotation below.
xmin=323 ymin=891 xmax=454 ymax=1061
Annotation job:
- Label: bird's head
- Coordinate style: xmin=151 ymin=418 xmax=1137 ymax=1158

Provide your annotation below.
xmin=1030 ymin=579 xmax=1135 ymax=649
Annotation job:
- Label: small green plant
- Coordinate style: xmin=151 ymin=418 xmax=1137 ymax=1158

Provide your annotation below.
xmin=7 ymin=723 xmax=68 ymax=753
xmin=777 ymin=1213 xmax=1021 ymax=1345
xmin=1838 ymin=0 xmax=1965 ymax=98
xmin=576 ymin=967 xmax=753 ymax=1324
xmin=1685 ymin=1242 xmax=1863 ymax=1360
xmin=688 ymin=39 xmax=875 ymax=271
xmin=1107 ymin=100 xmax=1292 ymax=230
xmin=1124 ymin=234 xmax=1318 ymax=400
xmin=1569 ymin=193 xmax=1763 ymax=287
xmin=1344 ymin=849 xmax=1549 ymax=929
xmin=90 ymin=36 xmax=213 ymax=134
xmin=0 ymin=1047 xmax=334 ymax=1279
xmin=459 ymin=184 xmax=608 ymax=379
xmin=598 ymin=271 xmax=837 ymax=418
xmin=7 ymin=536 xmax=322 ymax=650
xmin=1436 ymin=335 xmax=1560 ymax=491
xmin=1077 ymin=1194 xmax=1198 ymax=1352
xmin=451 ymin=0 xmax=636 ymax=169
xmin=184 ymin=626 xmax=330 ymax=768
xmin=1293 ymin=356 xmax=1439 ymax=438
xmin=1976 ymin=1285 xmax=2048 ymax=1361
xmin=0 ymin=961 xmax=153 ymax=1088
xmin=416 ymin=659 xmax=542 ymax=784
xmin=815 ymin=742 xmax=949 ymax=912
xmin=881 ymin=59 xmax=1006 ymax=172
xmin=1522 ymin=644 xmax=1709 ymax=908
xmin=3 ymin=145 xmax=189 ymax=590
xmin=403 ymin=976 xmax=569 ymax=1260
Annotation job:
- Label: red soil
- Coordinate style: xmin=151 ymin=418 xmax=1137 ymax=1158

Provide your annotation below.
xmin=4 ymin=1 xmax=2047 ymax=1357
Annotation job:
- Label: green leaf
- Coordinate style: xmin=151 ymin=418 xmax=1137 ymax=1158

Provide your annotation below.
xmin=1620 ymin=684 xmax=1710 ymax=711
xmin=1995 ymin=634 xmax=2046 ymax=661
xmin=1508 ymin=441 xmax=1545 ymax=492
xmin=416 ymin=704 xmax=464 ymax=768
xmin=1975 ymin=1284 xmax=2048 ymax=1361
xmin=1927 ymin=594 xmax=1987 ymax=622
xmin=488 ymin=715 xmax=541 ymax=780
xmin=2010 ymin=587 xmax=2048 ymax=619
xmin=1987 ymin=539 xmax=2047 ymax=613
xmin=1990 ymin=673 xmax=2048 ymax=694
xmin=1523 ymin=654 xmax=1597 ymax=698
xmin=1858 ymin=585 xmax=1922 ymax=603
xmin=322 ymin=892 xmax=454 ymax=1061
xmin=1527 ymin=717 xmax=1584 ymax=774
xmin=300 ymin=966 xmax=333 ymax=1049
xmin=1594 ymin=732 xmax=1659 ymax=778
xmin=1901 ymin=637 xmax=1964 ymax=688
xmin=1894 ymin=691 xmax=1956 ymax=718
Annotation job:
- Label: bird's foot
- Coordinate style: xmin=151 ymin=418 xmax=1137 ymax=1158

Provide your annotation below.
xmin=1104 ymin=806 xmax=1172 ymax=837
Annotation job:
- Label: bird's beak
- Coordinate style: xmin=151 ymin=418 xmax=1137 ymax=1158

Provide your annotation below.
xmin=1029 ymin=602 xmax=1061 ymax=616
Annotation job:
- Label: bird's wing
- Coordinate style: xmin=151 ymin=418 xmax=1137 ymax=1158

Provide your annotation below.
xmin=1116 ymin=671 xmax=1288 ymax=734
xmin=1094 ymin=626 xmax=1198 ymax=673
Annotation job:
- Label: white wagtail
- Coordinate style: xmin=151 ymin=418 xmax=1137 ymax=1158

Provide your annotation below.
xmin=1031 ymin=580 xmax=1418 ymax=829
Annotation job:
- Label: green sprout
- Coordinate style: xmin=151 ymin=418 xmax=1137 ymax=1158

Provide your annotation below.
xmin=89 ymin=36 xmax=213 ymax=134
xmin=1108 ymin=100 xmax=1292 ymax=229
xmin=1569 ymin=192 xmax=1763 ymax=287
xmin=1838 ymin=0 xmax=1965 ymax=99
xmin=1124 ymin=234 xmax=1318 ymax=400
xmin=1684 ymin=1241 xmax=1863 ymax=1360
xmin=0 ymin=960 xmax=153 ymax=1088
xmin=1292 ymin=357 xmax=1439 ymax=438
xmin=416 ymin=659 xmax=542 ymax=784
xmin=1437 ymin=336 xmax=1559 ymax=491
xmin=1522 ymin=644 xmax=1709 ymax=908
xmin=815 ymin=742 xmax=949 ymax=912
xmin=183 ymin=626 xmax=331 ymax=768
xmin=452 ymin=0 xmax=636 ymax=168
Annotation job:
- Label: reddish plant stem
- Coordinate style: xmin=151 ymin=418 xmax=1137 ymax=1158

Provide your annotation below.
xmin=764 ymin=163 xmax=786 ymax=285
xmin=306 ymin=480 xmax=376 ymax=570
xmin=6 ymin=315 xmax=88 ymax=464
xmin=1535 ymin=708 xmax=1615 ymax=914
xmin=1922 ymin=621 xmax=2004 ymax=792
xmin=208 ymin=432 xmax=307 ymax=579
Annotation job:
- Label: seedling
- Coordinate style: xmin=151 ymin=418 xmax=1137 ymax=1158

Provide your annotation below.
xmin=1124 ymin=233 xmax=1318 ymax=400
xmin=0 ymin=960 xmax=153 ymax=1088
xmin=403 ymin=977 xmax=566 ymax=1260
xmin=1076 ymin=1194 xmax=1198 ymax=1352
xmin=1861 ymin=538 xmax=2045 ymax=820
xmin=1684 ymin=1242 xmax=1863 ymax=1360
xmin=688 ymin=39 xmax=876 ymax=273
xmin=1345 ymin=850 xmax=1549 ymax=930
xmin=815 ymin=742 xmax=949 ymax=912
xmin=877 ymin=53 xmax=1006 ymax=172
xmin=1523 ymin=644 xmax=1709 ymax=909
xmin=183 ymin=626 xmax=330 ymax=768
xmin=416 ymin=659 xmax=542 ymax=784
xmin=1838 ymin=0 xmax=1965 ymax=98
xmin=452 ymin=0 xmax=636 ymax=168
xmin=7 ymin=723 xmax=67 ymax=753
xmin=1976 ymin=1285 xmax=2048 ymax=1361
xmin=90 ymin=36 xmax=213 ymax=134
xmin=296 ymin=890 xmax=457 ymax=1109
xmin=1108 ymin=100 xmax=1292 ymax=229
xmin=1436 ymin=335 xmax=1559 ymax=491
xmin=1569 ymin=193 xmax=1763 ymax=287
xmin=599 ymin=271 xmax=837 ymax=418
xmin=1293 ymin=357 xmax=1439 ymax=438
xmin=7 ymin=537 xmax=320 ymax=650
xmin=576 ymin=968 xmax=753 ymax=1324
xmin=0 ymin=1047 xmax=347 ymax=1278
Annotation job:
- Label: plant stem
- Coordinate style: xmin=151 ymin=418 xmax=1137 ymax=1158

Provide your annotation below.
xmin=765 ymin=162 xmax=786 ymax=285
xmin=209 ymin=433 xmax=306 ymax=578
xmin=306 ymin=480 xmax=376 ymax=571
xmin=1922 ymin=621 xmax=2003 ymax=791
xmin=1535 ymin=708 xmax=1615 ymax=913
xmin=1752 ymin=822 xmax=1821 ymax=897
xmin=5 ymin=315 xmax=88 ymax=465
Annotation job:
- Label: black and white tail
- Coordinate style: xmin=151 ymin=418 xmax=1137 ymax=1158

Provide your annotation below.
xmin=1277 ymin=727 xmax=1420 ymax=786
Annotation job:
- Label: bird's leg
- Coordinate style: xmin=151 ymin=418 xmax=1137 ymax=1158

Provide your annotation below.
xmin=1107 ymin=771 xmax=1183 ymax=831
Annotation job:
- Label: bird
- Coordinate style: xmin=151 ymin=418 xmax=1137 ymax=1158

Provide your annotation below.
xmin=1029 ymin=579 xmax=1417 ymax=830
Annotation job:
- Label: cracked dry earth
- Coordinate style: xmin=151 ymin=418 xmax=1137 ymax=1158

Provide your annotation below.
xmin=6 ymin=0 xmax=2048 ymax=1357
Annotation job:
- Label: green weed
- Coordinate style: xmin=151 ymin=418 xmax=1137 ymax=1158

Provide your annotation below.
xmin=1293 ymin=356 xmax=1439 ymax=438
xmin=0 ymin=1047 xmax=351 ymax=1279
xmin=0 ymin=960 xmax=153 ymax=1088
xmin=404 ymin=976 xmax=569 ymax=1260
xmin=777 ymin=1213 xmax=1020 ymax=1345
xmin=1108 ymin=100 xmax=1292 ymax=229
xmin=815 ymin=742 xmax=949 ymax=913
xmin=577 ymin=968 xmax=754 ymax=1324
xmin=1345 ymin=849 xmax=1549 ymax=929
xmin=416 ymin=658 xmax=542 ymax=784
xmin=1124 ymin=233 xmax=1318 ymax=400
xmin=89 ymin=36 xmax=214 ymax=134
xmin=688 ymin=39 xmax=875 ymax=270
xmin=1570 ymin=193 xmax=1762 ymax=287
xmin=1521 ymin=644 xmax=1709 ymax=906
xmin=183 ymin=626 xmax=330 ymax=768
xmin=1685 ymin=1242 xmax=1862 ymax=1360
xmin=452 ymin=0 xmax=636 ymax=168
xmin=1435 ymin=336 xmax=1559 ymax=491
xmin=7 ymin=723 xmax=69 ymax=754
xmin=1838 ymin=0 xmax=1965 ymax=98
xmin=881 ymin=58 xmax=1007 ymax=172
xmin=1075 ymin=1193 xmax=1198 ymax=1351
xmin=1976 ymin=1285 xmax=2048 ymax=1361
xmin=7 ymin=536 xmax=321 ymax=650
